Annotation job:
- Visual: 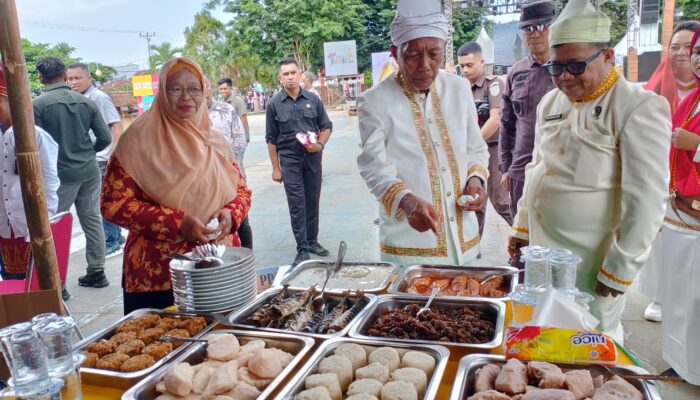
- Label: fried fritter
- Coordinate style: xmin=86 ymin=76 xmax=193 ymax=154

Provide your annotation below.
xmin=179 ymin=316 xmax=207 ymax=336
xmin=165 ymin=329 xmax=190 ymax=348
xmin=82 ymin=352 xmax=99 ymax=368
xmin=115 ymin=319 xmax=144 ymax=334
xmin=138 ymin=327 xmax=166 ymax=345
xmin=143 ymin=341 xmax=173 ymax=361
xmin=156 ymin=317 xmax=181 ymax=331
xmin=120 ymin=354 xmax=156 ymax=372
xmin=115 ymin=339 xmax=146 ymax=356
xmin=107 ymin=331 xmax=138 ymax=348
xmin=86 ymin=339 xmax=114 ymax=357
xmin=95 ymin=353 xmax=130 ymax=371
xmin=134 ymin=314 xmax=161 ymax=329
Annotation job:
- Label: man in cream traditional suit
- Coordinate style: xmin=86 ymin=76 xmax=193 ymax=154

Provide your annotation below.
xmin=357 ymin=0 xmax=490 ymax=266
xmin=508 ymin=0 xmax=670 ymax=342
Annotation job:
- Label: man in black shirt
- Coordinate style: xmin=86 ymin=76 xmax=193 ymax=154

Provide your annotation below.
xmin=266 ymin=58 xmax=333 ymax=267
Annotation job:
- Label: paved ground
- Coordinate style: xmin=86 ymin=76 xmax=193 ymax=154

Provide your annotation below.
xmin=62 ymin=111 xmax=698 ymax=398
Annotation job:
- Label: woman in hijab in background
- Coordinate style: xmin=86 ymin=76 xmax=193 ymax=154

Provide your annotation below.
xmin=661 ymin=26 xmax=700 ymax=385
xmin=638 ymin=20 xmax=700 ymax=322
xmin=101 ymin=57 xmax=251 ymax=314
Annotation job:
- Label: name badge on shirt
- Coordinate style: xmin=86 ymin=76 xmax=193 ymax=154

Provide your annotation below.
xmin=545 ymin=113 xmax=563 ymax=121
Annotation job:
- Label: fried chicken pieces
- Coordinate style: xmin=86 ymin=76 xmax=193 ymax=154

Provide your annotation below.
xmin=81 ymin=314 xmax=208 ymax=373
xmin=155 ymin=333 xmax=294 ymax=399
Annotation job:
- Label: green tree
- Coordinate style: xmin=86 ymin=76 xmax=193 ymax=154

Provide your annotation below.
xmin=87 ymin=62 xmax=117 ymax=85
xmin=452 ymin=6 xmax=491 ymax=58
xmin=183 ymin=10 xmax=226 ymax=79
xmin=600 ymin=0 xmax=628 ymax=46
xmin=678 ymin=0 xmax=700 ymax=20
xmin=208 ymin=0 xmax=370 ymax=73
xmin=149 ymin=42 xmax=183 ymax=70
xmin=19 ymin=39 xmax=78 ymax=95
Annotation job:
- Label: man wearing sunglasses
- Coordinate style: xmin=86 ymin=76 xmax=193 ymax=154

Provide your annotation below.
xmin=508 ymin=0 xmax=671 ymax=343
xmin=499 ymin=1 xmax=557 ymax=226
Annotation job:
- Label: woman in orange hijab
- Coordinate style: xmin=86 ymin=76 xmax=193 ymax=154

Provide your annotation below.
xmin=639 ymin=21 xmax=700 ymax=322
xmin=101 ymin=58 xmax=251 ymax=313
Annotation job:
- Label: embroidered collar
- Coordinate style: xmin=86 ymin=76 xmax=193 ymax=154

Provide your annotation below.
xmin=571 ymin=68 xmax=619 ymax=103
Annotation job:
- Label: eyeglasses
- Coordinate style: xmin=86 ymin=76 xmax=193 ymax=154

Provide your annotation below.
xmin=166 ymin=87 xmax=203 ymax=97
xmin=542 ymin=49 xmax=605 ymax=77
xmin=521 ymin=24 xmax=549 ymax=33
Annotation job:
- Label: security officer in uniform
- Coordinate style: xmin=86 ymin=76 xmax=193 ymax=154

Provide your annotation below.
xmin=458 ymin=41 xmax=512 ymax=243
xmin=266 ymin=58 xmax=333 ymax=267
xmin=499 ymin=0 xmax=557 ymax=221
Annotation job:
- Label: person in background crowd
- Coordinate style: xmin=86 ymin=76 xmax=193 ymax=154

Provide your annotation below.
xmin=66 ymin=62 xmax=125 ymax=259
xmin=0 ymin=65 xmax=59 ymax=280
xmin=499 ymin=0 xmax=557 ymax=222
xmin=204 ymin=78 xmax=253 ymax=249
xmin=302 ymin=71 xmax=320 ymax=98
xmin=458 ymin=41 xmax=513 ymax=246
xmin=266 ymin=58 xmax=333 ymax=267
xmin=661 ymin=26 xmax=700 ymax=386
xmin=101 ymin=57 xmax=251 ymax=313
xmin=638 ymin=20 xmax=700 ymax=323
xmin=33 ymin=56 xmax=112 ymax=294
xmin=508 ymin=0 xmax=670 ymax=343
xmin=217 ymin=77 xmax=250 ymax=143
xmin=357 ymin=0 xmax=489 ymax=266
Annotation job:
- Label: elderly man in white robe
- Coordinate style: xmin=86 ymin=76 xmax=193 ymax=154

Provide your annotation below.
xmin=357 ymin=0 xmax=489 ymax=266
xmin=508 ymin=0 xmax=670 ymax=342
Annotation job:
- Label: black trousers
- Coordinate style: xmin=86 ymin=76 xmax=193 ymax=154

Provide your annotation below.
xmin=280 ymin=152 xmax=322 ymax=253
xmin=237 ymin=216 xmax=253 ymax=249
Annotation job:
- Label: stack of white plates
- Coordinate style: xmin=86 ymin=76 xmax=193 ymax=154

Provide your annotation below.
xmin=170 ymin=247 xmax=257 ymax=313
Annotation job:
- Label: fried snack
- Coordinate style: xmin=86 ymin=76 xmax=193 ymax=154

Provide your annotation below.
xmin=165 ymin=329 xmax=190 ymax=348
xmin=86 ymin=339 xmax=114 ymax=357
xmin=134 ymin=314 xmax=161 ymax=329
xmin=179 ymin=316 xmax=207 ymax=336
xmin=95 ymin=353 xmax=130 ymax=371
xmin=116 ymin=319 xmax=144 ymax=334
xmin=143 ymin=341 xmax=173 ymax=361
xmin=120 ymin=354 xmax=156 ymax=372
xmin=108 ymin=331 xmax=138 ymax=347
xmin=82 ymin=352 xmax=99 ymax=368
xmin=138 ymin=327 xmax=166 ymax=345
xmin=116 ymin=339 xmax=146 ymax=356
xmin=156 ymin=317 xmax=181 ymax=331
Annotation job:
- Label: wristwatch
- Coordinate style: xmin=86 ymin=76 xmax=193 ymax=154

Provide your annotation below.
xmin=319 ymin=142 xmax=325 ymax=150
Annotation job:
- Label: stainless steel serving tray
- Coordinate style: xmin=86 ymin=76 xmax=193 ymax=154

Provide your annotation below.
xmin=349 ymin=294 xmax=506 ymax=350
xmin=449 ymin=354 xmax=662 ymax=400
xmin=226 ymin=287 xmax=377 ymax=339
xmin=275 ymin=337 xmax=450 ymax=400
xmin=388 ymin=264 xmax=519 ymax=301
xmin=122 ymin=329 xmax=315 ymax=400
xmin=74 ymin=308 xmax=218 ymax=389
xmin=278 ymin=260 xmax=397 ymax=295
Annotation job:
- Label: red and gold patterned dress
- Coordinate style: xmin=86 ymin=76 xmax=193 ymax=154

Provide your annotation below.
xmin=100 ymin=157 xmax=251 ymax=294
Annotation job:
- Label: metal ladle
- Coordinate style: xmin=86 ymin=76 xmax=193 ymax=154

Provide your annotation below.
xmin=479 ymin=270 xmax=520 ymax=286
xmin=583 ymin=364 xmax=684 ymax=384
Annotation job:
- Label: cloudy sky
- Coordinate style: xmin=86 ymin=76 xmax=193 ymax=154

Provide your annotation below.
xmin=15 ymin=0 xmax=229 ymax=68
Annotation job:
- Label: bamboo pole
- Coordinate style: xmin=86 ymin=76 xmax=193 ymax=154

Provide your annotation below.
xmin=0 ymin=0 xmax=64 ymax=313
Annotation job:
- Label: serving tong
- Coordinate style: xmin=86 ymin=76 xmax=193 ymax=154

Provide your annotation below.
xmin=312 ymin=241 xmax=347 ymax=310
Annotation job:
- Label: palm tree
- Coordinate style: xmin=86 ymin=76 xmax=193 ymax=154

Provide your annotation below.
xmin=149 ymin=42 xmax=183 ymax=70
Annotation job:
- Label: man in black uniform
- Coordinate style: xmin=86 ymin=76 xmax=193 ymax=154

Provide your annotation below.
xmin=266 ymin=58 xmax=333 ymax=267
xmin=458 ymin=41 xmax=513 ymax=244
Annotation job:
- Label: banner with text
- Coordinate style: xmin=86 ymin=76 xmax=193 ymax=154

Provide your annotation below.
xmin=324 ymin=40 xmax=358 ymax=77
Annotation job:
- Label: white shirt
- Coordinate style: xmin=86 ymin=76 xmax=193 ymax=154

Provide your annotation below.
xmin=0 ymin=125 xmax=59 ymax=240
xmin=357 ymin=71 xmax=489 ymax=265
xmin=84 ymin=85 xmax=121 ymax=162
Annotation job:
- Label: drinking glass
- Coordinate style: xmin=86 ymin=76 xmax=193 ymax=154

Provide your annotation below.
xmin=34 ymin=317 xmax=76 ymax=378
xmin=521 ymin=245 xmax=551 ymax=293
xmin=550 ymin=250 xmax=582 ymax=298
xmin=4 ymin=323 xmax=51 ymax=395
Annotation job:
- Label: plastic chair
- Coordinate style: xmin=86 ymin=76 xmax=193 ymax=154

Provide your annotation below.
xmin=0 ymin=212 xmax=82 ymax=338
